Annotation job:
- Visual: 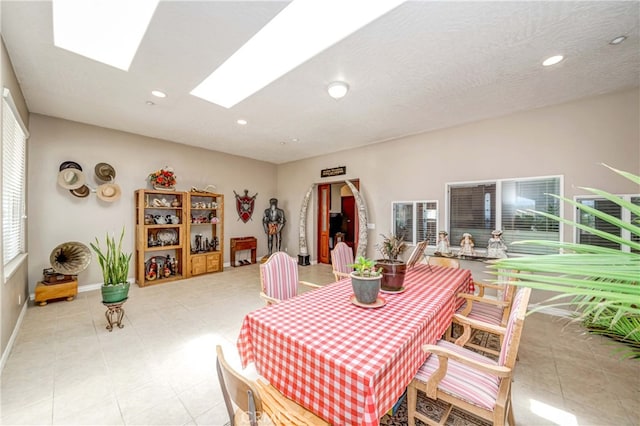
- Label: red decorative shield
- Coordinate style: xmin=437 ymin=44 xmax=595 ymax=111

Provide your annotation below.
xmin=234 ymin=189 xmax=257 ymax=223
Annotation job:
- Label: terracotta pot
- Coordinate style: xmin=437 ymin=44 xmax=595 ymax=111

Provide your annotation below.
xmin=376 ymin=260 xmax=407 ymax=291
xmin=350 ymin=273 xmax=381 ymax=304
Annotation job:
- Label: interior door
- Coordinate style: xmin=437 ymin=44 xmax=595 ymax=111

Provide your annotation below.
xmin=317 ymin=184 xmax=331 ymax=264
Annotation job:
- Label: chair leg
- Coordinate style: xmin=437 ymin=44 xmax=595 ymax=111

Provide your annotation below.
xmin=507 ymin=397 xmax=516 ymax=425
xmin=445 ymin=324 xmax=453 ymax=341
xmin=407 ymin=382 xmax=418 ymax=426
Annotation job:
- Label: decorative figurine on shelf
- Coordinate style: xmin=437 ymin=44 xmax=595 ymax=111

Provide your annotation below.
xmin=263 ymin=198 xmax=286 ymax=256
xmin=487 ymin=229 xmax=508 ymax=258
xmin=434 ymin=231 xmax=453 ymax=257
xmin=458 ymin=232 xmax=476 ymax=257
xmin=194 ymin=234 xmax=202 ymax=253
xmin=146 ymin=258 xmax=158 ymax=281
xmin=165 ymin=254 xmax=173 ymax=274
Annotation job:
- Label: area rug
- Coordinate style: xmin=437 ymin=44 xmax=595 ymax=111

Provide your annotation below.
xmin=379 ymin=328 xmax=499 ymax=426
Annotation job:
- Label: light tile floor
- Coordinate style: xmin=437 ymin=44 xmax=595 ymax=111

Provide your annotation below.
xmin=1 ymin=263 xmax=638 ymax=425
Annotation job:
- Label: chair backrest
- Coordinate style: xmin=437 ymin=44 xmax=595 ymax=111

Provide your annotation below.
xmin=331 ymin=242 xmax=354 ymax=277
xmin=216 ymin=345 xmax=263 ymax=426
xmin=260 ymin=252 xmax=300 ymax=301
xmin=498 ymin=286 xmax=531 ymax=368
xmin=406 ymin=240 xmax=428 ymax=268
xmin=427 ymin=256 xmax=461 ymax=269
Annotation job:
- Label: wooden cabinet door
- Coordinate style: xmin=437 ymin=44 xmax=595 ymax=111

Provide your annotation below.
xmin=206 ymin=253 xmax=220 ymax=272
xmin=192 ymin=256 xmax=206 ymax=275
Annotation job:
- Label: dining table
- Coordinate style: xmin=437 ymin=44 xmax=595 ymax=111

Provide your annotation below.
xmin=237 ymin=263 xmax=474 ymax=426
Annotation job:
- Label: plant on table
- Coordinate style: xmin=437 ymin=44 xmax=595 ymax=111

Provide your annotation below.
xmin=490 ymin=164 xmax=640 ymax=359
xmin=376 ymin=232 xmax=409 ymax=291
xmin=349 ymin=256 xmax=382 ymax=304
xmin=349 ymin=256 xmax=382 ymax=277
xmin=377 ymin=232 xmax=408 ymax=262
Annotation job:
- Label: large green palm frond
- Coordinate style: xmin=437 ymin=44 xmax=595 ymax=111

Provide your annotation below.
xmin=490 ymin=164 xmax=640 ymax=358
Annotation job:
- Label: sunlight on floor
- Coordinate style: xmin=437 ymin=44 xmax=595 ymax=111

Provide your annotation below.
xmin=530 ymin=399 xmax=577 ymax=426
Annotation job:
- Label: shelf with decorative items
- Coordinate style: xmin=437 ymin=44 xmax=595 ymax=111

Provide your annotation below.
xmin=135 ymin=189 xmax=187 ymax=287
xmin=186 ymin=191 xmax=224 ymax=277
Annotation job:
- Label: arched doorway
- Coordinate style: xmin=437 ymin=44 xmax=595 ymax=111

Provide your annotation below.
xmin=317 ymin=180 xmax=360 ymax=264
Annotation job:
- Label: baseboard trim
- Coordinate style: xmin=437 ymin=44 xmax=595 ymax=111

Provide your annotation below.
xmin=0 ymin=301 xmax=27 ymax=374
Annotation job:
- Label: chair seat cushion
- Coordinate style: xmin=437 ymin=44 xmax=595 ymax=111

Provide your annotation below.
xmin=457 ymin=300 xmax=503 ymax=325
xmin=414 ymin=340 xmax=500 ymax=410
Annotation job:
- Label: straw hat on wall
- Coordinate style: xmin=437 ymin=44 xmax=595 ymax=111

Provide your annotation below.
xmin=96 ymin=183 xmax=121 ymax=202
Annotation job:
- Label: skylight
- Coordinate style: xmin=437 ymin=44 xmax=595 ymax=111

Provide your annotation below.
xmin=52 ymin=0 xmax=159 ymax=71
xmin=190 ymin=0 xmax=406 ymax=109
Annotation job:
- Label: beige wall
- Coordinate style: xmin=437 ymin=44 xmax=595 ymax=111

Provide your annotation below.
xmin=1 ymin=36 xmax=30 ymax=358
xmin=276 ymin=89 xmax=640 ymax=301
xmin=27 ymin=115 xmax=277 ymax=292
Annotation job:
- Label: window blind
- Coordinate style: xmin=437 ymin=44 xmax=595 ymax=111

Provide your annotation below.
xmin=2 ymin=88 xmax=28 ymax=267
xmin=449 ymin=183 xmax=496 ymax=251
xmin=501 ymin=177 xmax=560 ymax=255
xmin=577 ymin=195 xmax=639 ymax=253
xmin=448 ymin=176 xmax=561 ymax=255
xmin=392 ymin=201 xmax=438 ymax=246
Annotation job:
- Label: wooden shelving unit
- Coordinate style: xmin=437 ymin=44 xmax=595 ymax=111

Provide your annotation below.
xmin=186 ymin=191 xmax=224 ymax=277
xmin=134 ymin=189 xmax=187 ymax=287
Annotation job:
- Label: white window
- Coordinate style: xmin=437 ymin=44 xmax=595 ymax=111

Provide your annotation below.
xmin=575 ymin=195 xmax=639 ymax=253
xmin=391 ymin=201 xmax=438 ymax=246
xmin=2 ymin=88 xmax=28 ymax=273
xmin=448 ymin=176 xmax=562 ymax=255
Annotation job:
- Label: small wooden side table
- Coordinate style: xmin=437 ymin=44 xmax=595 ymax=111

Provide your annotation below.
xmin=35 ymin=280 xmax=78 ymax=306
xmin=103 ymin=298 xmax=127 ymax=332
xmin=230 ymin=236 xmax=257 ymax=267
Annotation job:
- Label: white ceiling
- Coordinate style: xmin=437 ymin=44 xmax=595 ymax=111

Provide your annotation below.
xmin=2 ymin=1 xmax=639 ymax=164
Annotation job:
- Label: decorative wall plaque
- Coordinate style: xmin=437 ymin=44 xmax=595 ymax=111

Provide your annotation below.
xmin=320 ymin=166 xmax=346 ymax=178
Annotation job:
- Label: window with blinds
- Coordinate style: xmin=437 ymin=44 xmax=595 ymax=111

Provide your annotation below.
xmin=2 ymin=88 xmax=28 ymax=269
xmin=392 ymin=201 xmax=438 ymax=246
xmin=448 ymin=176 xmax=561 ymax=255
xmin=576 ymin=195 xmax=639 ymax=253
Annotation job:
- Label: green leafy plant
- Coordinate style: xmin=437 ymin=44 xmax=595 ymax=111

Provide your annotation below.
xmin=490 ymin=164 xmax=640 ymax=358
xmin=349 ymin=256 xmax=382 ymax=277
xmin=377 ymin=232 xmax=408 ymax=261
xmin=90 ymin=227 xmax=132 ymax=286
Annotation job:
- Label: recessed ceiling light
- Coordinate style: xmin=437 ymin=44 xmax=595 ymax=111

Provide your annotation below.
xmin=237 ymin=119 xmax=248 ymax=125
xmin=542 ymin=55 xmax=564 ymax=67
xmin=151 ymin=90 xmax=167 ymax=98
xmin=145 ymin=100 xmax=155 ymax=106
xmin=292 ymin=138 xmax=299 ymax=143
xmin=609 ymin=35 xmax=627 ymax=45
xmin=327 ymin=81 xmax=350 ymax=99
xmin=52 ymin=0 xmax=159 ymax=71
xmin=280 ymin=141 xmax=286 ymax=145
xmin=190 ymin=0 xmax=406 ymax=108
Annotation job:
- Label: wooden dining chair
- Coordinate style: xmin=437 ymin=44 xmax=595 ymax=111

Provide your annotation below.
xmin=450 ymin=276 xmax=518 ymax=356
xmin=427 ymin=256 xmax=461 ymax=269
xmin=259 ymin=252 xmax=322 ymax=305
xmin=407 ymin=286 xmax=531 ymax=426
xmin=330 ymin=242 xmax=354 ymax=281
xmin=216 ymin=345 xmax=329 ymax=426
xmin=216 ymin=345 xmax=264 ymax=426
xmin=406 ymin=240 xmax=428 ymax=268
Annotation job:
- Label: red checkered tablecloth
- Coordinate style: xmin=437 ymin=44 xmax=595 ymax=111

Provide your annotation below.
xmin=237 ymin=264 xmax=472 ymax=425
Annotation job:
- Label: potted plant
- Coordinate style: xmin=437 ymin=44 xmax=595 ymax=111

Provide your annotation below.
xmin=349 ymin=256 xmax=382 ymax=304
xmin=490 ymin=164 xmax=639 ymax=358
xmin=376 ymin=232 xmax=408 ymax=291
xmin=90 ymin=227 xmax=132 ymax=303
